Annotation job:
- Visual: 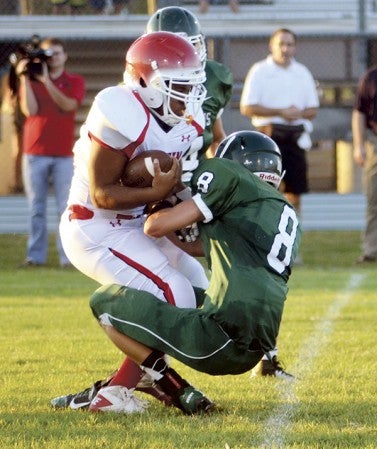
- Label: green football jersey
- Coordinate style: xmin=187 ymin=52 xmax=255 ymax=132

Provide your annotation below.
xmin=90 ymin=158 xmax=301 ymax=368
xmin=191 ymin=158 xmax=302 ymax=351
xmin=182 ymin=60 xmax=233 ymax=181
xmin=202 ymin=59 xmax=233 ymax=153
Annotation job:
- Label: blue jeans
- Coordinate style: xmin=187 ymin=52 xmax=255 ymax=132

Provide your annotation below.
xmin=22 ymin=155 xmax=73 ymax=265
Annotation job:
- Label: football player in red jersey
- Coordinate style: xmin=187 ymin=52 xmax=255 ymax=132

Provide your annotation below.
xmin=57 ymin=32 xmax=213 ymax=414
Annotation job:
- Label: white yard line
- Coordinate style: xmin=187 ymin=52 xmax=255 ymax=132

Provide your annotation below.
xmin=259 ymin=273 xmax=365 ymax=449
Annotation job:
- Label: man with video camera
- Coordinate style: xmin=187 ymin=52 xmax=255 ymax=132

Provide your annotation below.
xmin=15 ymin=37 xmax=85 ymax=268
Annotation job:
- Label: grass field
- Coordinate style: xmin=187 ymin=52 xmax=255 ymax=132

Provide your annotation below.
xmin=1 ymin=232 xmax=376 ymax=448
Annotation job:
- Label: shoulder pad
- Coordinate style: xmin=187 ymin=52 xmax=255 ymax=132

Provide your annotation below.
xmin=206 ymin=59 xmax=233 ymax=86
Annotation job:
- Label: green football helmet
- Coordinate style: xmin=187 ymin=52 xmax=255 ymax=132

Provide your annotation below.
xmin=215 ymin=130 xmax=284 ymax=188
xmin=146 ymin=6 xmax=207 ymax=65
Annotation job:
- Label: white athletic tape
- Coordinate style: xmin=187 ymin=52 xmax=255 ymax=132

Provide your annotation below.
xmin=144 ymin=157 xmax=155 ymax=177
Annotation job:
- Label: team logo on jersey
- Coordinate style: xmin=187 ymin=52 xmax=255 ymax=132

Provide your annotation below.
xmin=170 ymin=151 xmax=184 ymax=160
xmin=109 ymin=219 xmax=122 ymax=227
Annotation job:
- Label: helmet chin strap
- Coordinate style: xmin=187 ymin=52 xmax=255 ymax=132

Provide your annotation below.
xmin=150 ymin=91 xmax=186 ymax=127
xmin=277 ymin=170 xmax=286 ymax=189
xmin=149 ymin=106 xmax=181 ymax=127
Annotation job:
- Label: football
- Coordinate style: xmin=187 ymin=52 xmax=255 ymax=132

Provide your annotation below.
xmin=121 ymin=150 xmax=174 ymax=188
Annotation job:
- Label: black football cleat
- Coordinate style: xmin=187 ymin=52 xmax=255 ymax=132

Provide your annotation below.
xmin=250 ymin=356 xmax=294 ymax=380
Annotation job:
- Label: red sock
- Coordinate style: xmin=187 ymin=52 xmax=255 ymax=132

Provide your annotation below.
xmin=108 ymin=357 xmax=143 ymax=389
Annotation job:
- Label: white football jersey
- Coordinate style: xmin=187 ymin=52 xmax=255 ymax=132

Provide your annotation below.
xmin=67 ymin=84 xmax=205 ymax=217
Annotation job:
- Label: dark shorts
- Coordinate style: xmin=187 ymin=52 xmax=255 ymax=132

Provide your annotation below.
xmin=258 ymin=124 xmax=309 ymax=195
xmin=278 ymin=141 xmax=308 ymax=194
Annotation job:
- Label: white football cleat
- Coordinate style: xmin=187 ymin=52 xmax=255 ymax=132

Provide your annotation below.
xmin=89 ymin=385 xmax=149 ymax=414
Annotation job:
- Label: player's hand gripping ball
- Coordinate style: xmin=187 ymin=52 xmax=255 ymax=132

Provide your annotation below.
xmin=121 ymin=150 xmax=174 ymax=187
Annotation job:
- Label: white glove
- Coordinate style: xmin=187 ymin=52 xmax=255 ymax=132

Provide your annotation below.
xmin=175 ymin=222 xmax=200 ymax=243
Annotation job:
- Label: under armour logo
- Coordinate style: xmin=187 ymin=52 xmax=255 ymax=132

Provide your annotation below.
xmin=109 ymin=219 xmax=122 ymax=227
xmin=170 ymin=151 xmax=183 ymax=159
xmin=181 ymin=135 xmax=191 ymax=142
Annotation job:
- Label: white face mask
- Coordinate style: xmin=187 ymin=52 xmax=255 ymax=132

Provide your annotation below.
xmin=124 ymin=66 xmax=207 ymax=126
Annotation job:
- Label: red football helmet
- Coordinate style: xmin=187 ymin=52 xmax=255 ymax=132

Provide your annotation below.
xmin=124 ymin=31 xmax=206 ymax=126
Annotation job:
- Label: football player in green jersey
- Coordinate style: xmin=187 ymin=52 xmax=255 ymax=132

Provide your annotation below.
xmin=87 ymin=131 xmax=302 ymax=409
xmin=146 ymin=5 xmax=234 ymax=182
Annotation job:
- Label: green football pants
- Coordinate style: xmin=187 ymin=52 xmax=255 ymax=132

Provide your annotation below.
xmin=90 ymin=284 xmax=263 ymax=375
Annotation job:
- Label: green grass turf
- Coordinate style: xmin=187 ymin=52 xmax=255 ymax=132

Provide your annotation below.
xmin=1 ymin=232 xmax=376 ymax=448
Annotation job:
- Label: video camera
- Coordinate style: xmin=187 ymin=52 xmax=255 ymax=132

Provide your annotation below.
xmin=9 ymin=35 xmax=53 ymax=80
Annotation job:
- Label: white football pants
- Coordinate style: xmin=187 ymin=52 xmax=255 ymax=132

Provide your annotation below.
xmin=60 ymin=209 xmax=208 ymax=308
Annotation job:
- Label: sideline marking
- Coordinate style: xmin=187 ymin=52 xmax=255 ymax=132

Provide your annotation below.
xmin=259 ymin=273 xmax=365 ymax=449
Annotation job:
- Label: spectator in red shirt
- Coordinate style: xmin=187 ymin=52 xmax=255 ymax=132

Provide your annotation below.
xmin=16 ymin=37 xmax=85 ymax=267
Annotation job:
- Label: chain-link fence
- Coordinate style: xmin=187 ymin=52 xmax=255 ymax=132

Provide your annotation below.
xmin=1 ymin=0 xmax=376 ymax=193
